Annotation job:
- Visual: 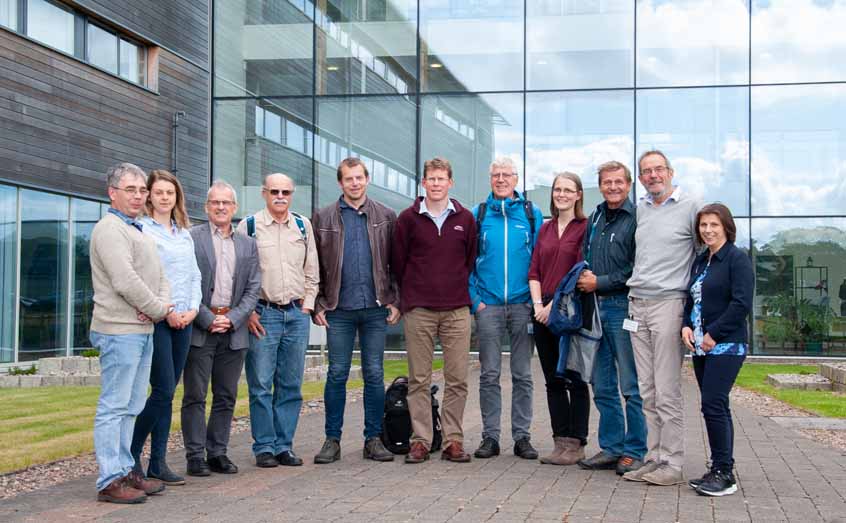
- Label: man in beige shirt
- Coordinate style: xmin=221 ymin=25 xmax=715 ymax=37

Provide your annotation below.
xmin=237 ymin=173 xmax=319 ymax=468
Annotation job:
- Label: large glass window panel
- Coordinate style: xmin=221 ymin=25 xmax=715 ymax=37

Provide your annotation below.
xmin=752 ymin=218 xmax=846 ymax=356
xmin=70 ymin=199 xmax=101 ymax=354
xmin=0 ymin=185 xmax=16 ymax=363
xmin=87 ymin=23 xmax=118 ymax=74
xmin=214 ymin=1 xmax=314 ymax=97
xmin=420 ymin=1 xmax=523 ymax=92
xmin=636 ymin=87 xmax=749 ymax=215
xmin=26 ymin=0 xmax=76 ymax=55
xmin=213 ymin=98 xmax=314 ymax=218
xmin=318 ymin=1 xmax=417 ymax=95
xmin=0 ymin=0 xmax=17 ymax=30
xmin=19 ymin=190 xmax=69 ymax=361
xmin=316 ymin=95 xmax=416 ymax=211
xmin=421 ymin=93 xmax=523 ymax=208
xmin=637 ymin=0 xmax=749 ymax=87
xmin=119 ymin=38 xmax=145 ymax=85
xmin=527 ymin=0 xmax=633 ymax=90
xmin=526 ymin=91 xmax=634 ymax=215
xmin=752 ymin=0 xmax=846 ymax=84
xmin=751 ymin=84 xmax=846 ymax=217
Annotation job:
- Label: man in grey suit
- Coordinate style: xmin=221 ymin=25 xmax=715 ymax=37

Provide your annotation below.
xmin=181 ymin=180 xmax=261 ymax=476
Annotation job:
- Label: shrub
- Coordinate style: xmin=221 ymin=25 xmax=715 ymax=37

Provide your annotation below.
xmin=8 ymin=364 xmax=37 ymax=376
xmin=81 ymin=349 xmax=100 ymax=358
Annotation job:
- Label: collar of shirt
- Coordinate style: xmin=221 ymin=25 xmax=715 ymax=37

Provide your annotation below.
xmin=339 ymin=195 xmax=367 ymax=213
xmin=209 ymin=221 xmax=233 ymax=239
xmin=418 ymin=197 xmax=455 ymax=219
xmin=641 ymin=186 xmax=682 ymax=207
xmin=258 ymin=207 xmax=296 ymax=227
xmin=108 ymin=207 xmax=143 ymax=231
xmin=141 ymin=216 xmax=178 ymax=234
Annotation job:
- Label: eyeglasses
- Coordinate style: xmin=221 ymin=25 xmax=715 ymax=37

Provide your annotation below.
xmin=263 ymin=188 xmax=294 ymax=196
xmin=553 ymin=188 xmax=579 ymax=195
xmin=490 ymin=172 xmax=516 ymax=180
xmin=111 ymin=186 xmax=149 ymax=196
xmin=640 ymin=165 xmax=668 ymax=176
xmin=208 ymin=200 xmax=235 ymax=207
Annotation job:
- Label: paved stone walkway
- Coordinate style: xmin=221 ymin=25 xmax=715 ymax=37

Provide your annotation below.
xmin=1 ymin=360 xmax=845 ymax=522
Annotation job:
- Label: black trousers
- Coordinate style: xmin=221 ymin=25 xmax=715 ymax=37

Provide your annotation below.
xmin=181 ymin=333 xmax=247 ymax=460
xmin=533 ymin=320 xmax=590 ymax=444
xmin=692 ymin=354 xmax=745 ymax=471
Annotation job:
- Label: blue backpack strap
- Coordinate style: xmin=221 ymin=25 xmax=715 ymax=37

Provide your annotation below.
xmin=246 ymin=215 xmax=256 ymax=237
xmin=291 ymin=212 xmax=307 ymax=242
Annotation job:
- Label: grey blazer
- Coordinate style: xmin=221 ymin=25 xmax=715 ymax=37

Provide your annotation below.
xmin=190 ymin=224 xmax=261 ymax=350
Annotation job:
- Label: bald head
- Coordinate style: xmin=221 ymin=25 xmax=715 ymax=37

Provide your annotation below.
xmin=263 ymin=173 xmax=294 ymax=188
xmin=261 ymin=172 xmax=295 ymax=219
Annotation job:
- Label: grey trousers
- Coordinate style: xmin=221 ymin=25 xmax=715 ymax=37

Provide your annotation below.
xmin=181 ymin=333 xmax=247 ymax=460
xmin=476 ymin=303 xmax=534 ymax=442
xmin=628 ymin=297 xmax=686 ymax=470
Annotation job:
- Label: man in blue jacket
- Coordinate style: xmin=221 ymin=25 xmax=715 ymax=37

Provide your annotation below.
xmin=469 ymin=157 xmax=544 ymax=460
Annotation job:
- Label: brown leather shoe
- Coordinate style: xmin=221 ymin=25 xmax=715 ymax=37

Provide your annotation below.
xmin=97 ymin=477 xmax=147 ymax=504
xmin=405 ymin=441 xmax=430 ymax=464
xmin=440 ymin=441 xmax=471 ymax=463
xmin=126 ymin=470 xmax=166 ymax=495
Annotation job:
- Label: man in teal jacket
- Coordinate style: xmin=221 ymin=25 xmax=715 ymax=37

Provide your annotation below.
xmin=469 ymin=157 xmax=544 ymax=459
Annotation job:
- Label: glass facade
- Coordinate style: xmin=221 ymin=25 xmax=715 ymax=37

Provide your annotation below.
xmin=201 ymin=0 xmax=839 ymax=357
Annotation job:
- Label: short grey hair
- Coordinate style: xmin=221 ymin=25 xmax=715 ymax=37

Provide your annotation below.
xmin=489 ymin=156 xmax=517 ymax=175
xmin=637 ymin=150 xmax=673 ymax=174
xmin=262 ymin=172 xmax=294 ymax=187
xmin=207 ymin=180 xmax=238 ymax=204
xmin=106 ymin=163 xmax=146 ymax=191
xmin=597 ymin=161 xmax=632 ymax=185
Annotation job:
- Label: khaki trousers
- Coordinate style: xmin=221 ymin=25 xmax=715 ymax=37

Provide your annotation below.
xmin=403 ymin=307 xmax=471 ymax=449
xmin=628 ymin=297 xmax=686 ymax=469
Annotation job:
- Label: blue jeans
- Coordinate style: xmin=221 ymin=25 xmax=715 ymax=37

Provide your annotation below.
xmin=590 ymin=295 xmax=647 ymax=460
xmin=324 ymin=307 xmax=388 ymax=440
xmin=91 ymin=331 xmax=153 ymax=491
xmin=130 ymin=321 xmax=192 ymax=471
xmin=245 ymin=303 xmax=310 ymax=455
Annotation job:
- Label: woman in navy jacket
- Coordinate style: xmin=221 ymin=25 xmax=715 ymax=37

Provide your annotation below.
xmin=681 ymin=203 xmax=753 ymax=498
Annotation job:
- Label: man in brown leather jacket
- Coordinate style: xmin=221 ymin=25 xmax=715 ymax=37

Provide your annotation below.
xmin=311 ymin=157 xmax=401 ymax=464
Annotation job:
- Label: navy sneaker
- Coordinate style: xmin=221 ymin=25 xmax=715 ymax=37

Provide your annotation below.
xmin=695 ymin=469 xmax=738 ymax=497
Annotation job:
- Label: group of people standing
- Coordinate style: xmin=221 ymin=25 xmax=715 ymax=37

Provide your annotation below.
xmin=88 ymin=148 xmax=753 ymax=505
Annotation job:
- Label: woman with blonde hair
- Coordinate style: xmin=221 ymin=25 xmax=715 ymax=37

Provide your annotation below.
xmin=528 ymin=172 xmax=590 ymax=465
xmin=131 ymin=169 xmax=201 ymax=485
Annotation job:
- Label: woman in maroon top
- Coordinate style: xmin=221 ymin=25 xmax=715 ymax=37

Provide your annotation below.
xmin=529 ymin=172 xmax=588 ymax=466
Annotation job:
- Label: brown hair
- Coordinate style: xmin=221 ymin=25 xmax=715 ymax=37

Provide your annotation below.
xmin=695 ymin=203 xmax=736 ymax=244
xmin=597 ymin=160 xmax=632 ymax=185
xmin=145 ymin=169 xmax=191 ymax=229
xmin=423 ymin=157 xmax=453 ymax=179
xmin=550 ymin=172 xmax=585 ymax=220
xmin=336 ymin=157 xmax=370 ymax=181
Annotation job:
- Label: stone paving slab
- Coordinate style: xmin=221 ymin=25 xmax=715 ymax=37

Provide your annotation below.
xmin=1 ymin=359 xmax=845 ymax=522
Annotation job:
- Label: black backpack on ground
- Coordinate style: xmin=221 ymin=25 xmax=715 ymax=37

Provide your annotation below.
xmin=381 ymin=376 xmax=443 ymax=454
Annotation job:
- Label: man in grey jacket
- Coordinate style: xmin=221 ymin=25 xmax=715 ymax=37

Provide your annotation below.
xmin=622 ymin=151 xmax=702 ymax=486
xmin=181 ymin=180 xmax=261 ymax=477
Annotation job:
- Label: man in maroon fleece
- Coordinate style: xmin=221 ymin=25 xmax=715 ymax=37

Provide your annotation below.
xmin=392 ymin=157 xmax=477 ymax=464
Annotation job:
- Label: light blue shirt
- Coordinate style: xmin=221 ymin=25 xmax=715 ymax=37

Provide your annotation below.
xmin=139 ymin=216 xmax=202 ymax=312
xmin=418 ymin=198 xmax=455 ymax=234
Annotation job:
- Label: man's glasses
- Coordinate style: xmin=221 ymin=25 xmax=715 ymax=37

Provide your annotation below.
xmin=263 ymin=188 xmax=294 ymax=196
xmin=490 ymin=172 xmax=516 ymax=180
xmin=112 ymin=186 xmax=148 ymax=196
xmin=208 ymin=200 xmax=235 ymax=207
xmin=640 ymin=165 xmax=668 ymax=176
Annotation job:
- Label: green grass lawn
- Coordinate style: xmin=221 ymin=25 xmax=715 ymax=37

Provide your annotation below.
xmin=734 ymin=363 xmax=846 ymax=419
xmin=0 ymin=357 xmax=442 ymax=475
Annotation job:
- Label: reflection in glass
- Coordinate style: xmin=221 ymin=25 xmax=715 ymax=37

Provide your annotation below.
xmin=526 ymin=91 xmax=634 ymax=214
xmin=751 ymin=84 xmax=846 ymax=217
xmin=70 ymin=199 xmax=102 ymax=354
xmin=87 ymin=24 xmax=118 ymax=74
xmin=752 ymin=218 xmax=846 ymax=356
xmin=119 ymin=39 xmax=145 ymax=85
xmin=316 ymin=95 xmax=416 ymax=211
xmin=214 ymin=98 xmax=314 ymax=218
xmin=420 ymin=1 xmax=523 ymax=92
xmin=527 ymin=0 xmax=633 ymax=90
xmin=637 ymin=0 xmax=749 ymax=87
xmin=318 ymin=0 xmax=417 ymax=95
xmin=0 ymin=0 xmax=18 ymax=30
xmin=752 ymin=0 xmax=846 ymax=84
xmin=27 ymin=0 xmax=75 ymax=55
xmin=19 ymin=190 xmax=68 ymax=361
xmin=421 ymin=93 xmax=523 ymax=208
xmin=0 ymin=185 xmax=16 ymax=363
xmin=637 ymin=87 xmax=749 ymax=215
xmin=214 ymin=1 xmax=314 ymax=97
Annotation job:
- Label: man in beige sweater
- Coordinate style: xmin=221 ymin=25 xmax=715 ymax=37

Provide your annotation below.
xmin=90 ymin=163 xmax=174 ymax=504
